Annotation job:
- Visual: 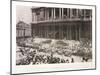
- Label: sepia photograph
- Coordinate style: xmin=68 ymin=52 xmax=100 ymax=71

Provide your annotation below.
xmin=11 ymin=0 xmax=96 ymax=74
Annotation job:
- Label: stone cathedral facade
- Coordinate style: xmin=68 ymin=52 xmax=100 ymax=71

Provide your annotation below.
xmin=31 ymin=7 xmax=92 ymax=40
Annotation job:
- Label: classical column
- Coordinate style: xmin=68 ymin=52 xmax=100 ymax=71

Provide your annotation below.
xmin=52 ymin=8 xmax=54 ymax=19
xmin=70 ymin=9 xmax=73 ymax=18
xmin=67 ymin=8 xmax=69 ymax=18
xmin=59 ymin=8 xmax=61 ymax=19
xmin=70 ymin=9 xmax=72 ymax=19
xmin=54 ymin=8 xmax=56 ymax=19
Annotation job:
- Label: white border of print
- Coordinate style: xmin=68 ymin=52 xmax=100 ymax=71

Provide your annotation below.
xmin=12 ymin=1 xmax=96 ymax=74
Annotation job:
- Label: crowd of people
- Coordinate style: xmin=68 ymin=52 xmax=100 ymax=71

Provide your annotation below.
xmin=16 ymin=37 xmax=92 ymax=65
xmin=16 ymin=48 xmax=75 ymax=65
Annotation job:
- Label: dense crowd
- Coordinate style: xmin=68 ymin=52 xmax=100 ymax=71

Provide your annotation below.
xmin=16 ymin=38 xmax=92 ymax=65
xmin=16 ymin=48 xmax=75 ymax=65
